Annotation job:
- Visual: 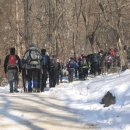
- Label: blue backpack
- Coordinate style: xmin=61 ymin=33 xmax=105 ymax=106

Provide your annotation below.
xmin=69 ymin=61 xmax=74 ymax=68
xmin=41 ymin=55 xmax=48 ymax=66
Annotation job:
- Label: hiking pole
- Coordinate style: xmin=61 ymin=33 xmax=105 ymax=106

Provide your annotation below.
xmin=25 ymin=68 xmax=28 ymax=93
xmin=31 ymin=77 xmax=34 ymax=92
xmin=40 ymin=67 xmax=43 ymax=92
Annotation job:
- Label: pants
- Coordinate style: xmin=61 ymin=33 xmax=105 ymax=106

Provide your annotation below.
xmin=49 ymin=70 xmax=57 ymax=87
xmin=82 ymin=68 xmax=88 ymax=79
xmin=7 ymin=69 xmax=19 ymax=93
xmin=41 ymin=68 xmax=48 ymax=92
xmin=56 ymin=70 xmax=60 ymax=85
xmin=59 ymin=70 xmax=63 ymax=83
xmin=24 ymin=68 xmax=40 ymax=92
xmin=91 ymin=62 xmax=99 ymax=75
xmin=78 ymin=67 xmax=83 ymax=80
xmin=68 ymin=68 xmax=74 ymax=82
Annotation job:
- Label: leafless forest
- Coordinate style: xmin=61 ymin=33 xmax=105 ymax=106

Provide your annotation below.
xmin=0 ymin=0 xmax=130 ymax=80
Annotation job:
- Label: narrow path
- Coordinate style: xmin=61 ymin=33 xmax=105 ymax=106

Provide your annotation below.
xmin=0 ymin=93 xmax=97 ymax=130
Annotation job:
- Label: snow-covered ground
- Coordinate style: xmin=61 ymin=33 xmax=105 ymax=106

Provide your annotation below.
xmin=1 ymin=70 xmax=130 ymax=130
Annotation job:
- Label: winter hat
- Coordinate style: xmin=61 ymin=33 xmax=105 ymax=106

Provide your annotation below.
xmin=10 ymin=48 xmax=15 ymax=55
xmin=41 ymin=49 xmax=46 ymax=54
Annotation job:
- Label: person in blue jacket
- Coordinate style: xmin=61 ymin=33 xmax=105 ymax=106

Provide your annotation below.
xmin=66 ymin=57 xmax=78 ymax=82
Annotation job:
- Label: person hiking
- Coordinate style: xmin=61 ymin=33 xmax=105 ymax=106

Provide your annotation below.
xmin=90 ymin=53 xmax=100 ymax=76
xmin=40 ymin=49 xmax=50 ymax=92
xmin=81 ymin=56 xmax=90 ymax=80
xmin=49 ymin=55 xmax=58 ymax=88
xmin=58 ymin=60 xmax=64 ymax=83
xmin=4 ymin=48 xmax=21 ymax=93
xmin=66 ymin=57 xmax=78 ymax=82
xmin=22 ymin=44 xmax=41 ymax=92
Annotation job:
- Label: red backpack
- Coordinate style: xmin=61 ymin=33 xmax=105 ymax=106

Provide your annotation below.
xmin=8 ymin=55 xmax=17 ymax=67
xmin=110 ymin=48 xmax=116 ymax=57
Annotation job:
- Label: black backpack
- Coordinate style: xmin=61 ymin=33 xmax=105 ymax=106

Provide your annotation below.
xmin=91 ymin=53 xmax=98 ymax=63
xmin=50 ymin=58 xmax=57 ymax=71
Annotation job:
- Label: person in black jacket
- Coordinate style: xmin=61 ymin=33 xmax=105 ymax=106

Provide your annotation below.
xmin=49 ymin=55 xmax=58 ymax=87
xmin=56 ymin=59 xmax=61 ymax=85
xmin=40 ymin=49 xmax=50 ymax=92
xmin=4 ymin=48 xmax=21 ymax=93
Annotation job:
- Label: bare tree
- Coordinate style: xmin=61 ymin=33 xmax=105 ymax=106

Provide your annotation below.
xmin=23 ymin=0 xmax=30 ymax=47
xmin=98 ymin=0 xmax=130 ymax=69
xmin=81 ymin=0 xmax=100 ymax=53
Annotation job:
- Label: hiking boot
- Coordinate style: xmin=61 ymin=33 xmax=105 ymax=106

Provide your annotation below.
xmin=14 ymin=89 xmax=19 ymax=93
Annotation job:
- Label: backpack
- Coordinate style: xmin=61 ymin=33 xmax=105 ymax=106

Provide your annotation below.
xmin=29 ymin=50 xmax=39 ymax=63
xmin=8 ymin=55 xmax=17 ymax=68
xmin=91 ymin=53 xmax=98 ymax=63
xmin=23 ymin=47 xmax=41 ymax=69
xmin=69 ymin=61 xmax=74 ymax=68
xmin=80 ymin=57 xmax=86 ymax=66
xmin=41 ymin=55 xmax=48 ymax=66
xmin=50 ymin=58 xmax=57 ymax=71
xmin=110 ymin=48 xmax=116 ymax=57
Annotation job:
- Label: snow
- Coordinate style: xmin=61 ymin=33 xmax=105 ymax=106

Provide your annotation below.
xmin=1 ymin=69 xmax=130 ymax=130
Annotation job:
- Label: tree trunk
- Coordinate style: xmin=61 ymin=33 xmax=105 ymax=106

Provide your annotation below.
xmin=118 ymin=38 xmax=127 ymax=71
xmin=16 ymin=0 xmax=21 ymax=57
xmin=24 ymin=0 xmax=30 ymax=48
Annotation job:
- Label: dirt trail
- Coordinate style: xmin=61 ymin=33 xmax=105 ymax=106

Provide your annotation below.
xmin=0 ymin=93 xmax=98 ymax=130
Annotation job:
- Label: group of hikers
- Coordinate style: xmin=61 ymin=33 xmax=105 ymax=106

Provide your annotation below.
xmin=66 ymin=48 xmax=121 ymax=82
xmin=3 ymin=44 xmax=130 ymax=93
xmin=4 ymin=45 xmax=64 ymax=93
